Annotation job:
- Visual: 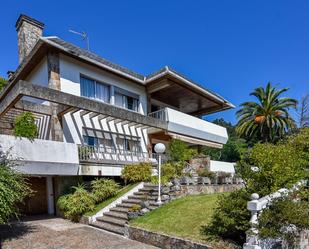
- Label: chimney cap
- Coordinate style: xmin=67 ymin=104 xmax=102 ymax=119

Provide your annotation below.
xmin=15 ymin=14 xmax=44 ymax=31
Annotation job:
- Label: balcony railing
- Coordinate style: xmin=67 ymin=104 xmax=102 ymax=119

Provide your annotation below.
xmin=78 ymin=145 xmax=169 ymax=165
xmin=148 ymin=109 xmax=167 ymax=121
xmin=148 ymin=107 xmax=228 ymax=146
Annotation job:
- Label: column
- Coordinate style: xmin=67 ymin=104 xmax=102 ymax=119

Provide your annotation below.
xmin=46 ymin=176 xmax=55 ymax=215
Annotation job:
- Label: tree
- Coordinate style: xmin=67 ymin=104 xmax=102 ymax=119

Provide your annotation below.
xmin=14 ymin=112 xmax=38 ymax=140
xmin=169 ymin=139 xmax=197 ymax=162
xmin=298 ymin=94 xmax=309 ymax=128
xmin=236 ymin=82 xmax=297 ymax=143
xmin=0 ymin=147 xmax=31 ymax=224
xmin=202 ymin=118 xmax=247 ymax=162
xmin=0 ymin=77 xmax=7 ymax=92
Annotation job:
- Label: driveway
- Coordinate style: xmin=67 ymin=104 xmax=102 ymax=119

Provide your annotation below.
xmin=0 ymin=217 xmax=158 ymax=249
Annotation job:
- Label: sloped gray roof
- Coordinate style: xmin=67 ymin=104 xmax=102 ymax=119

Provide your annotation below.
xmin=45 ymin=37 xmax=145 ymax=81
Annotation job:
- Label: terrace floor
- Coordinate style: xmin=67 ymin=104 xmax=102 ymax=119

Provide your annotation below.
xmin=0 ymin=216 xmax=158 ymax=249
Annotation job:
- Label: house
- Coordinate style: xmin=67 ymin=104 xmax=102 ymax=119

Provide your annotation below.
xmin=0 ymin=14 xmax=234 ymax=215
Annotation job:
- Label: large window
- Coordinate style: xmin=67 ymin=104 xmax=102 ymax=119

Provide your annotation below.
xmin=80 ymin=76 xmax=110 ymax=103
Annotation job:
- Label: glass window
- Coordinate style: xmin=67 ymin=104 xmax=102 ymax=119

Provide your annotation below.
xmin=83 ymin=135 xmax=99 ymax=146
xmin=80 ymin=77 xmax=95 ymax=98
xmin=80 ymin=76 xmax=110 ymax=103
xmin=115 ymin=92 xmax=139 ymax=112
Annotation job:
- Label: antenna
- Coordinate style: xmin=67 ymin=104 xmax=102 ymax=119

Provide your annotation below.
xmin=69 ymin=29 xmax=90 ymax=50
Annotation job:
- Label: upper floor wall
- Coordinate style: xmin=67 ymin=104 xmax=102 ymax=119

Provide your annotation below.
xmin=59 ymin=54 xmax=147 ymax=115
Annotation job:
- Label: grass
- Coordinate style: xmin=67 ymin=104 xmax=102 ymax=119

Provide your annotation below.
xmin=85 ymin=183 xmax=139 ymax=216
xmin=130 ymin=193 xmax=225 ymax=243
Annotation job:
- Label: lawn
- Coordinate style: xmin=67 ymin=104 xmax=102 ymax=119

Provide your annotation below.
xmin=130 ymin=193 xmax=225 ymax=243
xmin=85 ymin=183 xmax=138 ymax=216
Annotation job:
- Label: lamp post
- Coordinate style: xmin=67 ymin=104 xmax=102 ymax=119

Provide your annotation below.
xmin=154 ymin=143 xmax=166 ymax=204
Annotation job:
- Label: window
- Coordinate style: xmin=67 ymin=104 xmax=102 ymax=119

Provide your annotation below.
xmin=80 ymin=76 xmax=110 ymax=103
xmin=115 ymin=93 xmax=139 ymax=112
xmin=83 ymin=135 xmax=99 ymax=146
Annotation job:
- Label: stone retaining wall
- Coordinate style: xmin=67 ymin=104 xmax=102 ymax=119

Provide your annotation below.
xmin=178 ymin=184 xmax=243 ymax=197
xmin=124 ymin=225 xmax=212 ymax=249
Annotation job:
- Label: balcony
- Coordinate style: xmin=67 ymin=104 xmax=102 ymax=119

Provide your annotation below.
xmin=78 ymin=145 xmax=160 ymax=165
xmin=0 ymin=134 xmax=79 ymax=175
xmin=148 ymin=108 xmax=228 ymax=147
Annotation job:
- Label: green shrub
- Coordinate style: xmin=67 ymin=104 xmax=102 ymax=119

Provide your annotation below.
xmin=0 ymin=159 xmax=31 ymax=224
xmin=169 ymin=139 xmax=197 ymax=162
xmin=128 ymin=204 xmax=141 ymax=212
xmin=121 ymin=163 xmax=152 ymax=183
xmin=91 ymin=178 xmax=119 ymax=203
xmin=236 ymin=140 xmax=306 ymax=196
xmin=201 ymin=189 xmax=251 ymax=245
xmin=13 ymin=112 xmax=38 ymax=140
xmin=150 ymin=175 xmax=170 ymax=185
xmin=162 ymin=163 xmax=177 ymax=180
xmin=196 ymin=168 xmax=217 ymax=181
xmin=259 ymin=188 xmax=309 ymax=245
xmin=57 ymin=184 xmax=95 ymax=222
xmin=204 ymin=129 xmax=309 ymax=245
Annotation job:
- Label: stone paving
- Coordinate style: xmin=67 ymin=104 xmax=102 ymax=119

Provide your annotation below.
xmin=0 ymin=217 xmax=158 ymax=249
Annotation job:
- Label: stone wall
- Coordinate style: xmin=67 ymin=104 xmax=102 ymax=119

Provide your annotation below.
xmin=178 ymin=184 xmax=242 ymax=197
xmin=124 ymin=225 xmax=212 ymax=249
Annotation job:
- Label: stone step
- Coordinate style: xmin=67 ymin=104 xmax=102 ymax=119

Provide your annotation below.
xmin=91 ymin=221 xmax=124 ymax=235
xmin=129 ymin=195 xmax=149 ymax=200
xmin=132 ymin=195 xmax=158 ymax=201
xmin=110 ymin=207 xmax=130 ymax=213
xmin=116 ymin=203 xmax=135 ymax=208
xmin=122 ymin=199 xmax=142 ymax=204
xmin=104 ymin=211 xmax=128 ymax=220
xmin=96 ymin=216 xmax=127 ymax=226
xmin=144 ymin=183 xmax=158 ymax=188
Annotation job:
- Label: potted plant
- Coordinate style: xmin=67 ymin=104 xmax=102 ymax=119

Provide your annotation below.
xmin=179 ymin=173 xmax=194 ymax=185
xmin=233 ymin=175 xmax=243 ymax=184
xmin=197 ymin=168 xmax=216 ymax=185
xmin=218 ymin=172 xmax=232 ymax=184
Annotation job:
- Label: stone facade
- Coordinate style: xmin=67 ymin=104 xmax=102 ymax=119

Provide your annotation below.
xmin=125 ymin=225 xmax=212 ymax=249
xmin=16 ymin=15 xmax=44 ymax=63
xmin=47 ymin=51 xmax=63 ymax=141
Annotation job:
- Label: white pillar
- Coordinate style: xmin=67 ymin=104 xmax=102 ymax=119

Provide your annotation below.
xmin=46 ymin=176 xmax=55 ymax=215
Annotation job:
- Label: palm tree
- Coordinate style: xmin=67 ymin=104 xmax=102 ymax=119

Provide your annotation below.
xmin=236 ymin=83 xmax=297 ymax=143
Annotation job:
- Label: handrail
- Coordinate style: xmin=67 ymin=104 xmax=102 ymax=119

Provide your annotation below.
xmin=243 ymin=180 xmax=306 ymax=249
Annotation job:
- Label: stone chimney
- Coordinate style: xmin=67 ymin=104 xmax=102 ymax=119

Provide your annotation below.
xmin=15 ymin=14 xmax=44 ymax=63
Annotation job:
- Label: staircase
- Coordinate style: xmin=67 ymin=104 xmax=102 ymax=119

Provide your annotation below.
xmin=90 ymin=183 xmax=164 ymax=235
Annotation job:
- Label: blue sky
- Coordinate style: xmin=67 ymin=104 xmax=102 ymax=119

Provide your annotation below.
xmin=1 ymin=0 xmax=308 ymax=124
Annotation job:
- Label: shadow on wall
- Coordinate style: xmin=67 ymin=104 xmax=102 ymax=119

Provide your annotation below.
xmin=62 ymin=111 xmax=149 ymax=152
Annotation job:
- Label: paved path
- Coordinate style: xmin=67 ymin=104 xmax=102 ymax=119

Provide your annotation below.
xmin=0 ymin=217 xmax=158 ymax=249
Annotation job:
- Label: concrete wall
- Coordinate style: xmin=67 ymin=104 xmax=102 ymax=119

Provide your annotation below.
xmin=0 ymin=134 xmax=79 ymax=175
xmin=166 ymin=108 xmax=228 ymax=145
xmin=25 ymin=56 xmax=48 ymax=86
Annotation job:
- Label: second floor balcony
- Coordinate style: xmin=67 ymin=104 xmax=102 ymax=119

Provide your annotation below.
xmin=148 ymin=107 xmax=228 ymax=148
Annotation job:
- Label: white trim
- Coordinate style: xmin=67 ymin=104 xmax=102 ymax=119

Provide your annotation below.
xmin=89 ymin=182 xmax=145 ymax=222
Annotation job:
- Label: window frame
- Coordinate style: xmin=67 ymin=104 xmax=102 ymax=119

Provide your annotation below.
xmin=80 ymin=74 xmax=110 ymax=103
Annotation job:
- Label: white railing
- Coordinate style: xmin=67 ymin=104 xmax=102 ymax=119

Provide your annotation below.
xmin=78 ymin=145 xmax=170 ymax=164
xmin=243 ymin=181 xmax=306 ymax=249
xmin=148 ymin=109 xmax=167 ymax=121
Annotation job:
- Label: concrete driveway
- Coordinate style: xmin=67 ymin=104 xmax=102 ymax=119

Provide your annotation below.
xmin=0 ymin=217 xmax=158 ymax=249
